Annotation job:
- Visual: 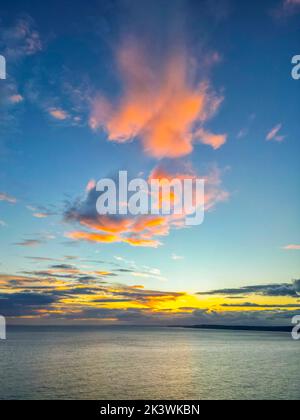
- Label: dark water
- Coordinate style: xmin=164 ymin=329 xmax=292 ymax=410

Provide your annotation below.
xmin=0 ymin=326 xmax=299 ymax=400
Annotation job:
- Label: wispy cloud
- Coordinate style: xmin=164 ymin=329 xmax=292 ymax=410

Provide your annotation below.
xmin=198 ymin=280 xmax=300 ymax=297
xmin=9 ymin=94 xmax=24 ymax=104
xmin=1 ymin=269 xmax=299 ymax=326
xmin=272 ymin=0 xmax=300 ymax=18
xmin=283 ymin=0 xmax=300 ymax=12
xmin=27 ymin=205 xmax=56 ymax=219
xmin=0 ymin=16 xmax=41 ymax=135
xmin=14 ymin=239 xmax=45 ymax=247
xmin=283 ymin=244 xmax=300 ymax=250
xmin=266 ymin=123 xmax=285 ymax=142
xmin=48 ymin=108 xmax=70 ymax=121
xmin=0 ymin=16 xmax=42 ymax=60
xmin=222 ymin=302 xmax=300 ymax=308
xmin=0 ymin=192 xmax=17 ymax=204
xmin=171 ymin=254 xmax=185 ymax=261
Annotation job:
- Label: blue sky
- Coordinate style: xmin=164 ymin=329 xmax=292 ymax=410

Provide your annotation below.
xmin=0 ymin=0 xmax=299 ymax=324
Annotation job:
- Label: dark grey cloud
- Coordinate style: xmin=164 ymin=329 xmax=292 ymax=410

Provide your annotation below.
xmin=198 ymin=280 xmax=300 ymax=298
xmin=222 ymin=303 xmax=300 ymax=308
xmin=0 ymin=292 xmax=58 ymax=317
xmin=25 ymin=256 xmax=57 ymax=262
xmin=14 ymin=239 xmax=44 ymax=247
xmin=93 ymin=298 xmax=132 ymax=303
xmin=21 ymin=270 xmax=75 ymax=279
xmin=116 ymin=268 xmax=135 ymax=273
xmin=49 ymin=264 xmax=76 ymax=270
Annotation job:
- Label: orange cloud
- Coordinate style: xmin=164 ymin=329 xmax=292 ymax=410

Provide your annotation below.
xmin=48 ymin=108 xmax=69 ymax=120
xmin=67 ymin=231 xmax=119 ymax=244
xmin=9 ymin=94 xmax=24 ymax=104
xmin=65 ymin=165 xmax=228 ymax=247
xmin=195 ymin=128 xmax=227 ymax=150
xmin=90 ymin=40 xmax=226 ymax=158
xmin=67 ymin=216 xmax=167 ymax=248
xmin=124 ymin=237 xmax=161 ymax=248
xmin=149 ymin=164 xmax=229 ymax=212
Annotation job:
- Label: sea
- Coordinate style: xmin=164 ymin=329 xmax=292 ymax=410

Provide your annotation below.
xmin=0 ymin=326 xmax=299 ymax=400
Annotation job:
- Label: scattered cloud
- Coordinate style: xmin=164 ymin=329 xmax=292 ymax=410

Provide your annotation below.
xmin=266 ymin=124 xmax=285 ymax=142
xmin=33 ymin=213 xmax=51 ymax=219
xmin=198 ymin=280 xmax=300 ymax=297
xmin=171 ymin=254 xmax=185 ymax=261
xmin=90 ymin=38 xmax=226 ymax=158
xmin=0 ymin=16 xmax=41 ymax=136
xmin=271 ymin=0 xmax=300 ymax=17
xmin=236 ymin=113 xmax=256 ymax=139
xmin=64 ymin=164 xmax=228 ymax=247
xmin=0 ymin=192 xmax=17 ymax=204
xmin=0 ymin=292 xmax=58 ymax=317
xmin=0 ymin=16 xmax=42 ymax=60
xmin=221 ymin=302 xmax=300 ymax=308
xmin=0 ymin=268 xmax=299 ymax=326
xmin=14 ymin=239 xmax=45 ymax=247
xmin=27 ymin=205 xmax=56 ymax=219
xmin=283 ymin=0 xmax=300 ymax=13
xmin=48 ymin=108 xmax=70 ymax=121
xmin=0 ymin=220 xmax=7 ymax=227
xmin=9 ymin=94 xmax=24 ymax=104
xmin=0 ymin=270 xmax=299 ymax=326
xmin=25 ymin=256 xmax=59 ymax=262
xmin=194 ymin=128 xmax=227 ymax=150
xmin=283 ymin=244 xmax=300 ymax=250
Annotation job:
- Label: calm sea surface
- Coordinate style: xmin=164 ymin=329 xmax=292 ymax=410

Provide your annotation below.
xmin=0 ymin=326 xmax=299 ymax=400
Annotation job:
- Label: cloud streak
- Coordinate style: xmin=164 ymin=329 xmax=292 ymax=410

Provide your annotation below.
xmin=14 ymin=239 xmax=44 ymax=247
xmin=48 ymin=108 xmax=69 ymax=121
xmin=198 ymin=280 xmax=300 ymax=297
xmin=0 ymin=192 xmax=17 ymax=204
xmin=283 ymin=244 xmax=300 ymax=250
xmin=266 ymin=124 xmax=285 ymax=142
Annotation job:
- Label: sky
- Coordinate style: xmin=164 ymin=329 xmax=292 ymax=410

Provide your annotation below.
xmin=0 ymin=0 xmax=299 ymax=325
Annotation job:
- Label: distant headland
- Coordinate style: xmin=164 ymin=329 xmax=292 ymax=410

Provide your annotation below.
xmin=173 ymin=325 xmax=292 ymax=333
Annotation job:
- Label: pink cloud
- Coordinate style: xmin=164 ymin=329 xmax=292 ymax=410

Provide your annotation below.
xmin=284 ymin=244 xmax=300 ymax=250
xmin=2 ymin=17 xmax=42 ymax=60
xmin=90 ymin=39 xmax=226 ymax=159
xmin=9 ymin=94 xmax=24 ymax=104
xmin=0 ymin=192 xmax=17 ymax=204
xmin=266 ymin=124 xmax=285 ymax=142
xmin=48 ymin=108 xmax=69 ymax=121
